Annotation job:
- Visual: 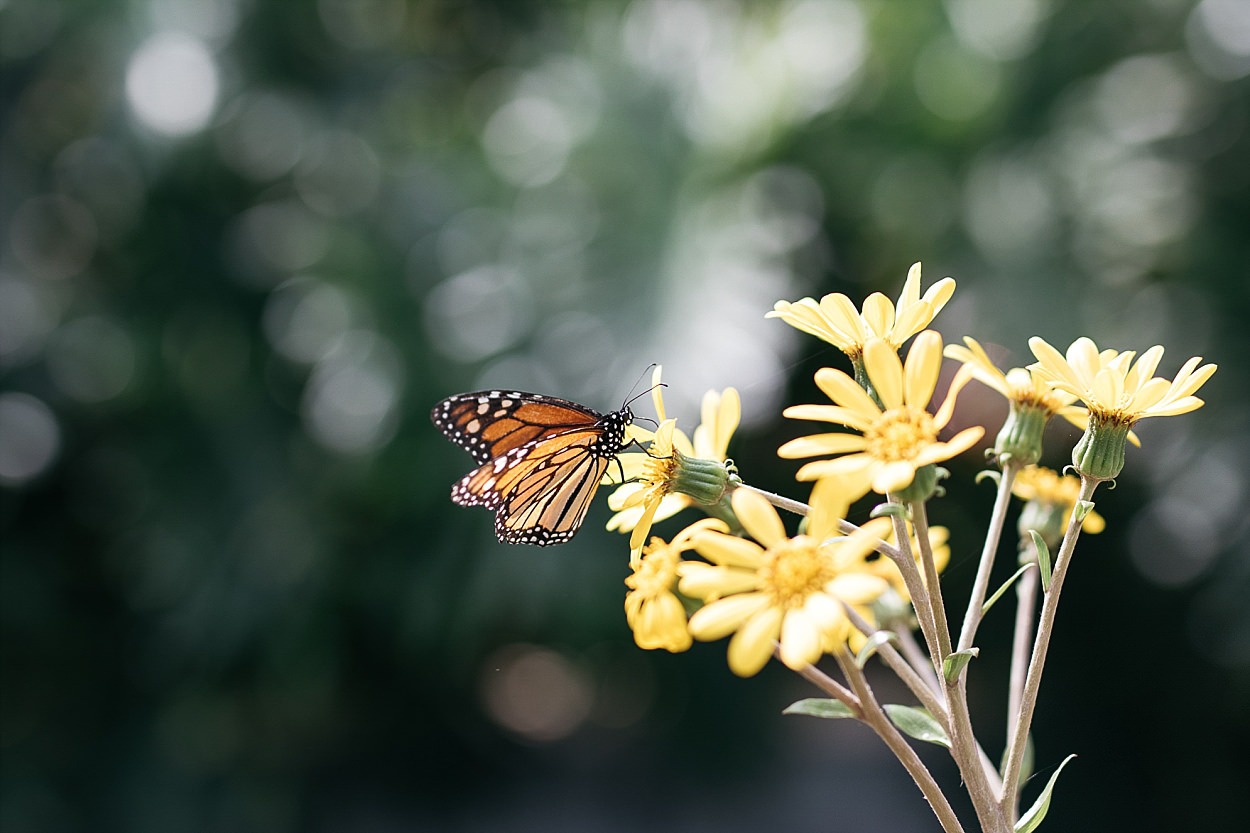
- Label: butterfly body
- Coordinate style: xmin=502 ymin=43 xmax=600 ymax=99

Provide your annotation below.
xmin=431 ymin=390 xmax=633 ymax=546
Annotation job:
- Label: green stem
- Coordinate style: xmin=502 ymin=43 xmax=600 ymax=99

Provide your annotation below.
xmin=883 ymin=495 xmax=944 ymax=678
xmin=957 ymin=462 xmax=1019 ymax=653
xmin=834 ymin=651 xmax=967 ymax=833
xmin=999 ymin=476 xmax=1099 ymax=818
xmin=1006 ymin=544 xmax=1040 ymax=814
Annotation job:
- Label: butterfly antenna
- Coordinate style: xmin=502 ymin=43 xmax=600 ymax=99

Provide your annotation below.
xmin=621 ymin=363 xmax=660 ymax=408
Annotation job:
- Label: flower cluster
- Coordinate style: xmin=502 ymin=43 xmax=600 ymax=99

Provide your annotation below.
xmin=610 ymin=262 xmax=1216 ymax=688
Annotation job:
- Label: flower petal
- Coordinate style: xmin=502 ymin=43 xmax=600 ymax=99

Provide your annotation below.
xmin=727 ymin=606 xmax=784 ymax=677
xmin=693 ymin=531 xmax=765 ymax=568
xmin=689 ymin=593 xmax=771 ymax=641
xmin=903 ymin=330 xmax=942 ymax=409
xmin=863 ymin=338 xmax=905 ymax=410
xmin=813 ymin=367 xmax=882 ymax=417
xmin=777 ymin=432 xmax=868 ymax=459
xmin=677 ymin=564 xmax=760 ymax=600
xmin=778 ymin=608 xmax=823 ymax=670
xmin=732 ymin=488 xmax=788 ymax=548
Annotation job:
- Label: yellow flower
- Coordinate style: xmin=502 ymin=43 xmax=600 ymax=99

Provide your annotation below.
xmin=1027 ymin=337 xmax=1215 ymax=425
xmin=779 ymin=331 xmax=985 ymax=498
xmin=624 ymin=519 xmax=728 ymax=653
xmin=1028 ymin=337 xmax=1217 ymax=480
xmin=1012 ymin=466 xmax=1105 ymax=544
xmin=945 ymin=337 xmax=1076 ymax=415
xmin=607 ymin=366 xmax=741 ymax=551
xmin=678 ymin=482 xmax=892 ymax=677
xmin=945 ymin=336 xmax=1080 ymax=466
xmin=767 ymin=262 xmax=956 ymax=358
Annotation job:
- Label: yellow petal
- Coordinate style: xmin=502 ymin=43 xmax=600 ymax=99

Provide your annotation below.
xmin=689 ymin=593 xmax=771 ymax=641
xmin=777 ymin=432 xmax=868 ymax=459
xmin=727 ymin=606 xmax=783 ymax=677
xmin=863 ymin=338 xmax=905 ymax=410
xmin=813 ymin=367 xmax=882 ymax=417
xmin=677 ymin=564 xmax=760 ymax=600
xmin=693 ymin=531 xmax=765 ymax=568
xmin=732 ymin=488 xmax=788 ymax=548
xmin=778 ymin=608 xmax=823 ymax=670
xmin=903 ymin=330 xmax=942 ymax=409
xmin=872 ymin=460 xmax=919 ymax=494
xmin=783 ymin=403 xmax=874 ymax=433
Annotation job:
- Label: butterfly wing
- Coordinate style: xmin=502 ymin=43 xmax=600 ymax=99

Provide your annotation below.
xmin=451 ymin=427 xmax=613 ymax=545
xmin=431 ymin=390 xmax=604 ymax=465
xmin=435 ymin=391 xmax=633 ymax=546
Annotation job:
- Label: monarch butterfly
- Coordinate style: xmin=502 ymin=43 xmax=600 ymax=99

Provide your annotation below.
xmin=431 ymin=389 xmax=634 ymax=546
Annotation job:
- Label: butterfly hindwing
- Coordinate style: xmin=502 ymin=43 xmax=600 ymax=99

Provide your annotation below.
xmin=434 ymin=389 xmax=632 ymax=546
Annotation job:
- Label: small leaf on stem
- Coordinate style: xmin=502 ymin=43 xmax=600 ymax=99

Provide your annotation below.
xmin=882 ymin=704 xmax=951 ymax=748
xmin=783 ymin=698 xmax=856 ymax=719
xmin=854 ymin=630 xmax=899 ymax=669
xmin=942 ymin=648 xmax=979 ymax=684
xmin=1028 ymin=529 xmax=1052 ymax=592
xmin=1014 ymin=754 xmax=1077 ymax=833
xmin=982 ymin=564 xmax=1036 ymax=615
xmin=1073 ymin=500 xmax=1095 ymax=523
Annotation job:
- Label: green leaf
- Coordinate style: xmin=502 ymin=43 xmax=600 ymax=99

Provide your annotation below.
xmin=783 ymin=698 xmax=856 ymax=719
xmin=1073 ymin=500 xmax=1095 ymax=523
xmin=882 ymin=704 xmax=951 ymax=748
xmin=854 ymin=630 xmax=898 ymax=669
xmin=982 ymin=563 xmax=1036 ymax=615
xmin=942 ymin=648 xmax=979 ymax=683
xmin=1028 ymin=529 xmax=1052 ymax=592
xmin=1015 ymin=754 xmax=1077 ymax=833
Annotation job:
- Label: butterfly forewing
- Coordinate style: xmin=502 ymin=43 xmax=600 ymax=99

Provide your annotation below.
xmin=431 ymin=391 xmax=605 ymax=465
xmin=433 ymin=389 xmax=633 ymax=546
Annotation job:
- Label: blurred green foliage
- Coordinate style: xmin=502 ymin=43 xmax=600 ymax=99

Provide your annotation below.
xmin=2 ymin=1 xmax=1248 ymax=831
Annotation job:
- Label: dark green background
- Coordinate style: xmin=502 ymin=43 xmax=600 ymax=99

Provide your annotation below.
xmin=3 ymin=1 xmax=1248 ymax=831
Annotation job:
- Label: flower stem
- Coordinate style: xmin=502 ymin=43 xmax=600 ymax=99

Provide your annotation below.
xmin=883 ymin=495 xmax=944 ymax=677
xmin=999 ymin=476 xmax=1099 ymax=817
xmin=957 ymin=462 xmax=1019 ymax=653
xmin=843 ymin=605 xmax=949 ymax=727
xmin=787 ymin=650 xmax=860 ymax=711
xmin=1006 ymin=544 xmax=1040 ymax=810
xmin=736 ymin=483 xmax=810 ymax=517
xmin=834 ymin=651 xmax=968 ymax=833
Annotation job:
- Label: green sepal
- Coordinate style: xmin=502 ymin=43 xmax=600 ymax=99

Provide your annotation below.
xmin=975 ymin=469 xmax=1002 ymax=486
xmin=854 ymin=630 xmax=898 ymax=669
xmin=892 ymin=464 xmax=945 ymax=502
xmin=783 ymin=698 xmax=857 ymax=719
xmin=1015 ymin=754 xmax=1077 ymax=833
xmin=983 ymin=564 xmax=1036 ymax=615
xmin=882 ymin=704 xmax=951 ymax=748
xmin=1028 ymin=529 xmax=1052 ymax=592
xmin=942 ymin=648 xmax=979 ymax=684
xmin=870 ymin=502 xmax=909 ymax=521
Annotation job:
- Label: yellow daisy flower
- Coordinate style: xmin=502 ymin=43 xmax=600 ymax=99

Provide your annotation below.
xmin=778 ymin=331 xmax=985 ymax=498
xmin=945 ymin=336 xmax=1076 ymax=415
xmin=767 ymin=262 xmax=956 ymax=359
xmin=1027 ymin=337 xmax=1216 ymax=480
xmin=945 ymin=336 xmax=1080 ymax=466
xmin=606 ymin=366 xmax=740 ymax=551
xmin=678 ymin=481 xmax=892 ymax=677
xmin=624 ymin=519 xmax=728 ymax=653
xmin=1027 ymin=337 xmax=1215 ymax=424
